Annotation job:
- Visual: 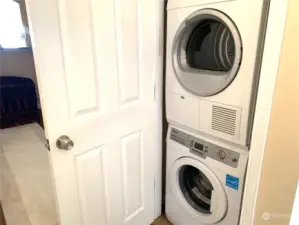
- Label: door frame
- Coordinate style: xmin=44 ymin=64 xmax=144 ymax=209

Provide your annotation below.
xmin=239 ymin=0 xmax=290 ymax=224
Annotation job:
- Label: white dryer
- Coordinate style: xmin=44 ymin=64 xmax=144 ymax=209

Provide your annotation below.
xmin=165 ymin=125 xmax=248 ymax=225
xmin=166 ymin=0 xmax=269 ymax=147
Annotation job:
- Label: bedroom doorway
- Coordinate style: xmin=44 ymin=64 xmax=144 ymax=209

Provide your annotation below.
xmin=0 ymin=1 xmax=58 ymax=225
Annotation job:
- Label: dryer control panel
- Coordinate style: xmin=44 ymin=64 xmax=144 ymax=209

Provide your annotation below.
xmin=170 ymin=128 xmax=240 ymax=168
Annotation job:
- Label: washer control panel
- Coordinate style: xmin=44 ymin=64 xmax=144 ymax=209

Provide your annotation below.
xmin=170 ymin=128 xmax=240 ymax=168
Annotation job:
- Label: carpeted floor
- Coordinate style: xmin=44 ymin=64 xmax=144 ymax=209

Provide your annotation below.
xmin=151 ymin=216 xmax=172 ymax=225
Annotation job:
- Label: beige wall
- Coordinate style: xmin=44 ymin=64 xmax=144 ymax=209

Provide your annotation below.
xmin=253 ymin=0 xmax=299 ymax=224
xmin=0 ymin=50 xmax=37 ymax=86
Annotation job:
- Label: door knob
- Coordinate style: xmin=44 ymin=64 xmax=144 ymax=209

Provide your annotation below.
xmin=56 ymin=135 xmax=74 ymax=150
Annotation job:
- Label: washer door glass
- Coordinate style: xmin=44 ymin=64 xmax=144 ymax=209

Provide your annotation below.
xmin=179 ymin=165 xmax=214 ymax=214
xmin=173 ymin=9 xmax=242 ymax=96
xmin=171 ymin=157 xmax=228 ymax=224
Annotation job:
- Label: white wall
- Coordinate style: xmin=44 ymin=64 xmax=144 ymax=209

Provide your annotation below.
xmin=0 ymin=49 xmax=37 ymax=85
xmin=0 ymin=49 xmax=40 ymax=107
xmin=290 ymin=182 xmax=299 ymax=225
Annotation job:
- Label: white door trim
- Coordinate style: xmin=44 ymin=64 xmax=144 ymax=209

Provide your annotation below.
xmin=290 ymin=181 xmax=299 ymax=225
xmin=239 ymin=0 xmax=290 ymax=225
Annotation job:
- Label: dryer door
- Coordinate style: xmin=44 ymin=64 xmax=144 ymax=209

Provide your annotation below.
xmin=172 ymin=9 xmax=242 ymax=96
xmin=171 ymin=157 xmax=228 ymax=224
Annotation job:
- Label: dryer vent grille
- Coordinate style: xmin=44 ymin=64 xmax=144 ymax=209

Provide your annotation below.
xmin=211 ymin=105 xmax=237 ymax=136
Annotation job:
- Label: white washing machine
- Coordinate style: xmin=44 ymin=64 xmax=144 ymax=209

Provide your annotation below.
xmin=165 ymin=125 xmax=248 ymax=225
xmin=166 ymin=0 xmax=270 ymax=147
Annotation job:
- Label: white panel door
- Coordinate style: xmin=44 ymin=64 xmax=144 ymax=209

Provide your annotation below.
xmin=25 ymin=0 xmax=162 ymax=224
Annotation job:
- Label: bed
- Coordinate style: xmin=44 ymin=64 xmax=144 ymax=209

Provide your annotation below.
xmin=0 ymin=76 xmax=41 ymax=129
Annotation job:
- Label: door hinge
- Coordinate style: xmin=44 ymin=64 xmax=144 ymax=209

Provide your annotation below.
xmin=45 ymin=139 xmax=51 ymax=151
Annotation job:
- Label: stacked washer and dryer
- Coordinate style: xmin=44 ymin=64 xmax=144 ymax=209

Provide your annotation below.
xmin=165 ymin=0 xmax=269 ymax=225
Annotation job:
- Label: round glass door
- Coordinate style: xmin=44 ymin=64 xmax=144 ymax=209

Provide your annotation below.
xmin=171 ymin=157 xmax=227 ymax=224
xmin=179 ymin=165 xmax=214 ymax=214
xmin=172 ymin=9 xmax=242 ymax=96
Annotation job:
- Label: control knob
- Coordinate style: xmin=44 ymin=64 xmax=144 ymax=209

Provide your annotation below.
xmin=218 ymin=150 xmax=226 ymax=160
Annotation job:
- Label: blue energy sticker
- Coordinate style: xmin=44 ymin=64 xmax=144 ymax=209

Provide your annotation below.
xmin=226 ymin=174 xmax=240 ymax=190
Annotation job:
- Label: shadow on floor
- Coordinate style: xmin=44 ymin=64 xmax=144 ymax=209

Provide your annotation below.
xmin=0 ymin=203 xmax=6 ymax=225
xmin=151 ymin=216 xmax=172 ymax=225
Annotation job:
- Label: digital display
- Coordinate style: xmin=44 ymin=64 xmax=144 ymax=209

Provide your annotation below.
xmin=194 ymin=142 xmax=204 ymax=151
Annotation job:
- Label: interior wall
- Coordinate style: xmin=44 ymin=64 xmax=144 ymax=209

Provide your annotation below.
xmin=0 ymin=49 xmax=37 ymax=86
xmin=0 ymin=0 xmax=35 ymax=82
xmin=253 ymin=0 xmax=299 ymax=224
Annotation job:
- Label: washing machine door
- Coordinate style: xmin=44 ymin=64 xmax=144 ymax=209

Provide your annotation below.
xmin=171 ymin=157 xmax=228 ymax=224
xmin=172 ymin=9 xmax=242 ymax=96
